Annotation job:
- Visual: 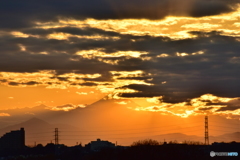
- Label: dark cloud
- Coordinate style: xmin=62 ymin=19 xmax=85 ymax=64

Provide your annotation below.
xmin=25 ymin=81 xmax=39 ymax=85
xmin=56 ymin=77 xmax=69 ymax=81
xmin=8 ymin=81 xmax=39 ymax=86
xmin=189 ymin=0 xmax=238 ymax=17
xmin=8 ymin=82 xmax=19 ymax=86
xmin=82 ymin=72 xmax=113 ymax=82
xmin=0 ymin=0 xmax=239 ymax=29
xmin=108 ymin=0 xmax=239 ymax=19
xmin=211 ymin=99 xmax=240 ymax=112
xmin=22 ymin=27 xmax=120 ymax=38
xmin=110 ymin=32 xmax=240 ymax=102
xmin=0 ymin=51 xmax=112 ymax=74
xmin=80 ymin=82 xmax=98 ymax=86
xmin=121 ymin=92 xmax=164 ymax=98
xmin=1 ymin=13 xmax=240 ymax=103
xmin=217 ymin=105 xmax=240 ymax=112
xmin=195 ymin=99 xmax=240 ymax=112
xmin=198 ymin=107 xmax=214 ymax=111
xmin=0 ymin=79 xmax=7 ymax=82
xmin=117 ymin=77 xmax=152 ymax=81
xmin=0 ymin=0 xmax=240 ymax=115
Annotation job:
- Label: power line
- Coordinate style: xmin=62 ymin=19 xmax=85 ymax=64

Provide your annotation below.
xmin=60 ymin=122 xmax=204 ymax=133
xmin=209 ymin=120 xmax=240 ymax=125
xmin=24 ymin=125 xmax=238 ymax=139
xmin=59 ymin=125 xmax=203 ymax=136
xmin=76 ymin=120 xmax=204 ymax=131
xmin=207 ymin=129 xmax=240 ymax=132
xmin=23 ymin=116 xmax=240 ymax=145
xmin=27 ymin=131 xmax=53 ymax=134
xmin=209 ymin=125 xmax=240 ymax=130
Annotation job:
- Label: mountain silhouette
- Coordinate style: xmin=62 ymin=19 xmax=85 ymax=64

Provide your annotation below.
xmin=44 ymin=99 xmax=144 ymax=128
xmin=1 ymin=98 xmax=240 ymax=146
xmin=0 ymin=117 xmax=50 ymax=134
xmin=210 ymin=132 xmax=240 ymax=143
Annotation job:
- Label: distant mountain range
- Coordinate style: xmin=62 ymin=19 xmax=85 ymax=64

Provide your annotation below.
xmin=0 ymin=117 xmax=239 ymax=146
xmin=0 ymin=99 xmax=145 ymax=130
xmin=152 ymin=132 xmax=240 ymax=144
xmin=0 ymin=98 xmax=240 ymax=146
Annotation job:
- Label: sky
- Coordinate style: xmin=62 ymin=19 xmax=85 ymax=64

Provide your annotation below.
xmin=0 ymin=0 xmax=240 ymax=125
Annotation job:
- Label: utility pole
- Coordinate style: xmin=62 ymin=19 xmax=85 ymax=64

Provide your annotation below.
xmin=205 ymin=116 xmax=209 ymax=145
xmin=54 ymin=128 xmax=59 ymax=145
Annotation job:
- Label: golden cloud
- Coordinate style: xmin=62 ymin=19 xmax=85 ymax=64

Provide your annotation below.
xmin=0 ymin=71 xmax=103 ymax=89
xmin=147 ymin=96 xmax=163 ymax=104
xmin=157 ymin=53 xmax=169 ymax=58
xmin=0 ymin=113 xmax=10 ymax=116
xmin=33 ymin=6 xmax=240 ymax=40
xmin=48 ymin=104 xmax=86 ymax=111
xmin=76 ymin=92 xmax=88 ymax=95
xmin=115 ymin=101 xmax=128 ymax=105
xmin=11 ymin=31 xmax=40 ymax=38
xmin=133 ymin=94 xmax=240 ymax=119
xmin=47 ymin=32 xmax=120 ymax=41
xmin=76 ymin=50 xmax=148 ymax=60
xmin=0 ymin=70 xmax=151 ymax=96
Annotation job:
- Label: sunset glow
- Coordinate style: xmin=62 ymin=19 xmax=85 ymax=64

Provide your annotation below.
xmin=0 ymin=0 xmax=240 ymax=146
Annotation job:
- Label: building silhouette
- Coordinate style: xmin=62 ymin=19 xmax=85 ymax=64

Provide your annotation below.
xmin=85 ymin=138 xmax=115 ymax=151
xmin=0 ymin=128 xmax=25 ymax=150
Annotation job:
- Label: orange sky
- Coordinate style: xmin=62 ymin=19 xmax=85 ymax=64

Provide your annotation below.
xmin=0 ymin=1 xmax=240 ymax=144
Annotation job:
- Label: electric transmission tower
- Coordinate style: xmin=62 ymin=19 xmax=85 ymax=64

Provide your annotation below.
xmin=54 ymin=128 xmax=59 ymax=145
xmin=205 ymin=116 xmax=209 ymax=145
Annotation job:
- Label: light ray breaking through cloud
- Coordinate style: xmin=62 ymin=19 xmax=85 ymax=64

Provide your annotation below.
xmin=0 ymin=0 xmax=240 ymax=121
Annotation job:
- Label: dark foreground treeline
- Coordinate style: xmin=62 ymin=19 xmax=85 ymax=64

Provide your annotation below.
xmin=0 ymin=140 xmax=240 ymax=160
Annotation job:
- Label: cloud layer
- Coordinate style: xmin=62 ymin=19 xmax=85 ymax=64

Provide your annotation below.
xmin=0 ymin=0 xmax=240 ymax=118
xmin=0 ymin=0 xmax=239 ymax=29
xmin=1 ymin=30 xmax=240 ymax=102
xmin=133 ymin=94 xmax=240 ymax=119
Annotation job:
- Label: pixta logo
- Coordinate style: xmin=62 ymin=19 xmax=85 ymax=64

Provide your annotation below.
xmin=210 ymin=151 xmax=238 ymax=157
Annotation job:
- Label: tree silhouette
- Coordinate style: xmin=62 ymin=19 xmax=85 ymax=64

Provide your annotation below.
xmin=131 ymin=139 xmax=160 ymax=146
